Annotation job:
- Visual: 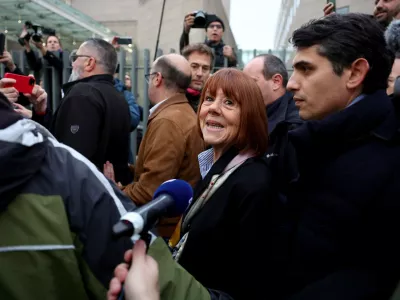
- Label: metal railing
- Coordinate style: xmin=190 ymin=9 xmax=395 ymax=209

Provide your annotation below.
xmin=1 ymin=47 xmax=291 ymax=163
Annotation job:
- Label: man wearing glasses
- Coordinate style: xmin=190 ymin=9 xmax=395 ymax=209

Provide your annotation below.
xmin=179 ymin=13 xmax=237 ymax=69
xmin=32 ymin=38 xmax=132 ymax=185
xmin=110 ymin=53 xmax=204 ymax=239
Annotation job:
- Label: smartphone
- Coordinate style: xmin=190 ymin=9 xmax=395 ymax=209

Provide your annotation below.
xmin=0 ymin=33 xmax=5 ymax=56
xmin=4 ymin=73 xmax=35 ymax=94
xmin=112 ymin=36 xmax=132 ymax=45
xmin=328 ymin=0 xmax=336 ymax=12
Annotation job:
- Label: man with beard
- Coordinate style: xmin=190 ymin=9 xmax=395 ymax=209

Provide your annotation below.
xmin=374 ymin=0 xmax=400 ymax=26
xmin=32 ymin=38 xmax=132 ymax=185
xmin=324 ymin=0 xmax=400 ymax=27
xmin=181 ymin=43 xmax=214 ymax=112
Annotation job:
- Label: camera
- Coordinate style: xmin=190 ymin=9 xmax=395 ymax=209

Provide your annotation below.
xmin=18 ymin=21 xmax=56 ymax=46
xmin=191 ymin=11 xmax=207 ymax=28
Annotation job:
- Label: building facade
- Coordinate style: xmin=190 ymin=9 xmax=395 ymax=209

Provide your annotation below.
xmin=274 ymin=0 xmax=374 ymax=65
xmin=68 ymin=0 xmax=236 ymax=58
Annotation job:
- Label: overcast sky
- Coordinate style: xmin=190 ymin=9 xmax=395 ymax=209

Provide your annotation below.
xmin=230 ymin=0 xmax=280 ymax=50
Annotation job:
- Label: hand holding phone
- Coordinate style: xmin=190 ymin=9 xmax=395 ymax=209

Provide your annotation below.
xmin=112 ymin=36 xmax=132 ymax=46
xmin=0 ymin=78 xmax=19 ymax=103
xmin=4 ymin=73 xmax=35 ymax=94
xmin=324 ymin=1 xmax=336 ymax=15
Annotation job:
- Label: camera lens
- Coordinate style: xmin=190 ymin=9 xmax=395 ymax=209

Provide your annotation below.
xmin=29 ymin=78 xmax=35 ymax=85
xmin=194 ymin=11 xmax=206 ymax=27
xmin=32 ymin=34 xmax=41 ymax=43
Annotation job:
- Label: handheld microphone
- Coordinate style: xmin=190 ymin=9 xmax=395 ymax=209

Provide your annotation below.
xmin=113 ymin=179 xmax=193 ymax=238
xmin=385 ymin=20 xmax=400 ymax=55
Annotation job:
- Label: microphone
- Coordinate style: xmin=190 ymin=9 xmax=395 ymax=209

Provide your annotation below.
xmin=113 ymin=179 xmax=193 ymax=238
xmin=385 ymin=20 xmax=400 ymax=55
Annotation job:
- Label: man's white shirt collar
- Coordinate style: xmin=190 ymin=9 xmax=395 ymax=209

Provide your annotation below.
xmin=149 ymin=99 xmax=168 ymax=117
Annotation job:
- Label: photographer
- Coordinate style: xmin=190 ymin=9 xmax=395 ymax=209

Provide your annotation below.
xmin=20 ymin=24 xmax=65 ymax=110
xmin=179 ymin=13 xmax=237 ymax=69
xmin=23 ymin=35 xmax=63 ymax=73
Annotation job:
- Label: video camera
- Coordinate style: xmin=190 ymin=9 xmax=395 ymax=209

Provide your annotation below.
xmin=18 ymin=21 xmax=56 ymax=46
xmin=191 ymin=11 xmax=208 ymax=28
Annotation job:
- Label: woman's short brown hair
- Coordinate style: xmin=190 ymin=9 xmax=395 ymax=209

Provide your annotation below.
xmin=197 ymin=68 xmax=268 ymax=155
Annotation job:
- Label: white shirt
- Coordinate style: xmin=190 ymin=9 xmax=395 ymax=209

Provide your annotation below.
xmin=149 ymin=99 xmax=168 ymax=117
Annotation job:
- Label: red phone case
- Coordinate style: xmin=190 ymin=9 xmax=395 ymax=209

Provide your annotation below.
xmin=4 ymin=73 xmax=35 ymax=94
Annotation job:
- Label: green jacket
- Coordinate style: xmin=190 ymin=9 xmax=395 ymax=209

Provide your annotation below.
xmin=0 ymin=111 xmax=135 ymax=299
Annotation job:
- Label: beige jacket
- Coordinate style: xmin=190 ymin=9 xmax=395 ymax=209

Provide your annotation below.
xmin=124 ymin=93 xmax=204 ymax=237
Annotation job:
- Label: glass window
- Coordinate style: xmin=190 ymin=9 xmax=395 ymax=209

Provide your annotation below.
xmin=336 ymin=6 xmax=350 ymax=14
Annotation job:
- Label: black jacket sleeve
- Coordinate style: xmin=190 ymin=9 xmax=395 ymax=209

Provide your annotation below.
xmin=53 ymin=89 xmax=103 ymax=162
xmin=179 ymin=30 xmax=190 ymax=53
xmin=25 ymin=49 xmax=43 ymax=73
xmin=43 ymin=50 xmax=63 ymax=72
xmin=6 ymin=65 xmax=24 ymax=75
xmin=227 ymin=48 xmax=237 ymax=67
xmin=32 ymin=107 xmax=53 ymax=129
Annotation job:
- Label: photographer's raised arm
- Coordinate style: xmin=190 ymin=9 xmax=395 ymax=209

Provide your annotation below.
xmin=24 ymin=42 xmax=43 ymax=73
xmin=179 ymin=13 xmax=195 ymax=53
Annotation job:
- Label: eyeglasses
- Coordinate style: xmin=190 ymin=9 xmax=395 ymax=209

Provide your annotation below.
xmin=144 ymin=72 xmax=163 ymax=84
xmin=207 ymin=24 xmax=222 ymax=30
xmin=69 ymin=53 xmax=92 ymax=63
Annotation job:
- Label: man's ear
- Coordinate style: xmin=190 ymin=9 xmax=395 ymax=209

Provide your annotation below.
xmin=271 ymin=73 xmax=284 ymax=91
xmin=346 ymin=58 xmax=370 ymax=90
xmin=84 ymin=57 xmax=96 ymax=72
xmin=154 ymin=73 xmax=163 ymax=87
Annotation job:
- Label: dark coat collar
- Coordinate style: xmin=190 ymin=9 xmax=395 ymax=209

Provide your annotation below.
xmin=267 ymin=91 xmax=302 ymax=134
xmin=289 ymin=90 xmax=397 ymax=156
xmin=62 ymin=74 xmax=114 ymax=95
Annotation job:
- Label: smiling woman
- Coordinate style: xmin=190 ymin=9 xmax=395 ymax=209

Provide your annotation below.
xmin=197 ymin=67 xmax=268 ymax=161
xmin=168 ymin=68 xmax=274 ymax=299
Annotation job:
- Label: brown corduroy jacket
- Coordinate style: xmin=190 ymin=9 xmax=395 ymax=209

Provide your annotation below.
xmin=123 ymin=93 xmax=204 ymax=238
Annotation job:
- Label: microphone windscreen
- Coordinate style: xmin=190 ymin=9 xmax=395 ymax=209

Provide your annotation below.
xmin=385 ymin=20 xmax=400 ymax=55
xmin=153 ymin=179 xmax=193 ymax=217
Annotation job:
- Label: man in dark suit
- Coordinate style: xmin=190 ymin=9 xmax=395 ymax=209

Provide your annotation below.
xmin=269 ymin=13 xmax=400 ymax=300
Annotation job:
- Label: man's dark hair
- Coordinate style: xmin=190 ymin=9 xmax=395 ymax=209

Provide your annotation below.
xmin=256 ymin=54 xmax=288 ymax=87
xmin=84 ymin=38 xmax=118 ymax=75
xmin=290 ymin=13 xmax=393 ymax=94
xmin=182 ymin=43 xmax=214 ymax=67
xmin=153 ymin=56 xmax=191 ymax=91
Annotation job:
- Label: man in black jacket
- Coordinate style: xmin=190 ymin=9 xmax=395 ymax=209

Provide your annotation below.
xmin=180 ymin=13 xmax=236 ymax=69
xmin=243 ymin=54 xmax=302 ymax=135
xmin=33 ymin=38 xmax=131 ymax=185
xmin=270 ymin=13 xmax=400 ymax=300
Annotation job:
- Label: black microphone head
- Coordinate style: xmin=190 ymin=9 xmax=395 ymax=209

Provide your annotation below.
xmin=385 ymin=20 xmax=400 ymax=55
